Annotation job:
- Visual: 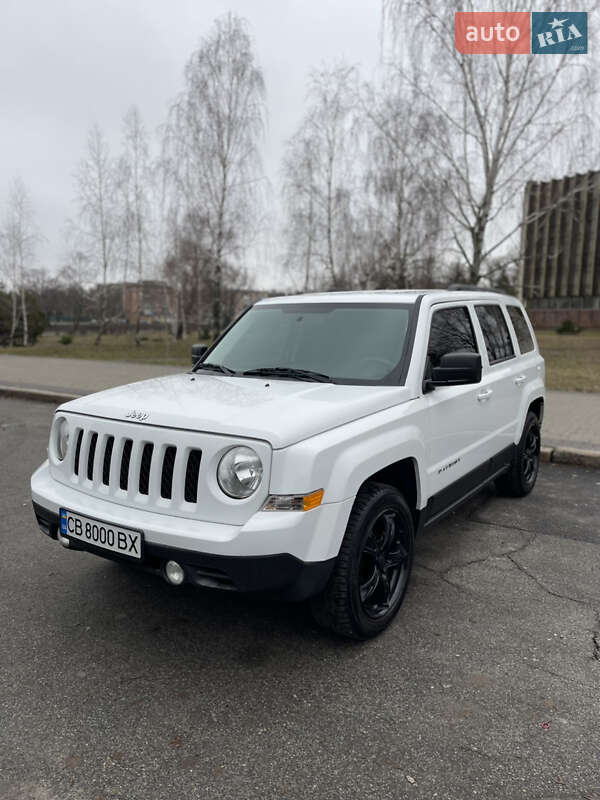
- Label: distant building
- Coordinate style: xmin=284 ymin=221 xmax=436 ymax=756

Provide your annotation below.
xmin=520 ymin=169 xmax=600 ymax=328
xmin=99 ymin=280 xmax=176 ymax=326
xmin=123 ymin=280 xmax=272 ymax=329
xmin=105 ymin=280 xmax=274 ymax=331
xmin=121 ymin=280 xmax=176 ymax=325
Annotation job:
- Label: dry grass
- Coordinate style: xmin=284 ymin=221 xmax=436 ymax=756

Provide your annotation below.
xmin=0 ymin=331 xmax=199 ymax=366
xmin=536 ymin=329 xmax=600 ymax=393
xmin=2 ymin=328 xmax=599 ymax=393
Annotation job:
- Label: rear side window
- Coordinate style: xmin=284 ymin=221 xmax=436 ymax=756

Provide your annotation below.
xmin=507 ymin=306 xmax=534 ymax=354
xmin=427 ymin=306 xmax=477 ymax=368
xmin=475 ymin=305 xmax=515 ymax=364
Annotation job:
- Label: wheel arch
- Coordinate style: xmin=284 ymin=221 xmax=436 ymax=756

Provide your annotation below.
xmin=513 ymin=385 xmax=545 ymax=445
xmin=357 ymin=456 xmax=421 ymax=526
xmin=528 ymin=396 xmax=544 ymax=426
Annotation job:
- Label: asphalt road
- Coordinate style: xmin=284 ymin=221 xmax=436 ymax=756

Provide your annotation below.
xmin=1 ymin=398 xmax=599 ymax=800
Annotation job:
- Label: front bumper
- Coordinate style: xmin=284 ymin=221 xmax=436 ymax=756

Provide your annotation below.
xmin=33 ymin=502 xmax=334 ymax=600
xmin=31 ymin=461 xmax=353 ymax=600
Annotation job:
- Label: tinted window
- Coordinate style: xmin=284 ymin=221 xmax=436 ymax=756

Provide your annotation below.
xmin=507 ymin=306 xmax=534 ymax=354
xmin=427 ymin=306 xmax=477 ymax=368
xmin=206 ymin=303 xmax=412 ymax=384
xmin=475 ymin=305 xmax=515 ymax=363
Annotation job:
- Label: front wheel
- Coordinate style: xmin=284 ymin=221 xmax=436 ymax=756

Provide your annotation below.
xmin=310 ymin=482 xmax=415 ymax=640
xmin=497 ymin=411 xmax=541 ymax=497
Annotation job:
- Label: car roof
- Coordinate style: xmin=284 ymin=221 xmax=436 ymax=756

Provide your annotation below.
xmin=256 ymin=289 xmax=515 ymax=306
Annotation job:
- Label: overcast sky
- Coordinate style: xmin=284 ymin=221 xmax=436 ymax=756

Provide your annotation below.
xmin=1 ymin=0 xmax=383 ymax=288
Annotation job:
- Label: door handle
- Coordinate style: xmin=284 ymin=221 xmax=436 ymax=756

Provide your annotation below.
xmin=514 ymin=375 xmax=526 ymax=386
xmin=477 ymin=389 xmax=493 ymax=401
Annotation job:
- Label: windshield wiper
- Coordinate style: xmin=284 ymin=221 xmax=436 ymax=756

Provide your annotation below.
xmin=193 ymin=362 xmax=236 ymax=376
xmin=242 ymin=367 xmax=332 ymax=383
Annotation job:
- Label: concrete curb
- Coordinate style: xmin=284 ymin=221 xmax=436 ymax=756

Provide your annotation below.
xmin=2 ymin=384 xmax=600 ymax=470
xmin=0 ymin=385 xmax=79 ymax=405
xmin=547 ymin=446 xmax=600 ymax=469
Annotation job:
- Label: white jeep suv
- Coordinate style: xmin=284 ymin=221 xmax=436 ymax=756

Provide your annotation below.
xmin=31 ymin=290 xmax=544 ymax=639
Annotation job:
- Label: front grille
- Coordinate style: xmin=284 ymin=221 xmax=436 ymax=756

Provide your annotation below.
xmin=87 ymin=433 xmax=98 ymax=481
xmin=67 ymin=426 xmax=204 ymax=508
xmin=119 ymin=439 xmax=133 ymax=490
xmin=161 ymin=446 xmax=176 ymax=499
xmin=139 ymin=443 xmax=154 ymax=495
xmin=184 ymin=450 xmax=202 ymax=503
xmin=102 ymin=436 xmax=114 ymax=485
xmin=73 ymin=429 xmax=83 ymax=475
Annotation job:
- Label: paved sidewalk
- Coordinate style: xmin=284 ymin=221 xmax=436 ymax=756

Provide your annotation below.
xmin=1 ymin=354 xmax=599 ymax=452
xmin=0 ymin=354 xmax=182 ymax=397
xmin=542 ymin=389 xmax=600 ymax=452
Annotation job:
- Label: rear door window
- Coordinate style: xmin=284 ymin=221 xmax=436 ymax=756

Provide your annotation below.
xmin=475 ymin=305 xmax=515 ymax=364
xmin=427 ymin=306 xmax=478 ymax=369
xmin=506 ymin=306 xmax=535 ymax=354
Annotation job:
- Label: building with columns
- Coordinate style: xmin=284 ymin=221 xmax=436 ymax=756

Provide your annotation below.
xmin=520 ymin=169 xmax=600 ymax=328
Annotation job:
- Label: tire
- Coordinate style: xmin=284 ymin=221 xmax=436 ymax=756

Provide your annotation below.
xmin=496 ymin=411 xmax=541 ymax=497
xmin=310 ymin=482 xmax=415 ymax=640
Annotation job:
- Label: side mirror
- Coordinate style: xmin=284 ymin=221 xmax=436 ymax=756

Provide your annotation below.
xmin=424 ymin=351 xmax=482 ymax=392
xmin=191 ymin=343 xmax=208 ymax=365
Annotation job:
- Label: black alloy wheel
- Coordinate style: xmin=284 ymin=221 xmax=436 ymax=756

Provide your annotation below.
xmin=522 ymin=424 xmax=541 ymax=487
xmin=359 ymin=508 xmax=411 ymax=620
xmin=497 ymin=410 xmax=541 ymax=497
xmin=310 ymin=482 xmax=415 ymax=639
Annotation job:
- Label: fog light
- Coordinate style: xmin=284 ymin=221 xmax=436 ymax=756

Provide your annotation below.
xmin=165 ymin=560 xmax=185 ymax=586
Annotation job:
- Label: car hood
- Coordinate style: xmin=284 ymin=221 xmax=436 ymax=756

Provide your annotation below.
xmin=58 ymin=372 xmax=415 ymax=449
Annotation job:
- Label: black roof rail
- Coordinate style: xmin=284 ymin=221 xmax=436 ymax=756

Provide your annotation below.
xmin=447 ymin=283 xmax=498 ymax=292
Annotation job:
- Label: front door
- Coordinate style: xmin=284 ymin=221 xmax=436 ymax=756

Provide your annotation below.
xmin=423 ymin=303 xmax=492 ymax=512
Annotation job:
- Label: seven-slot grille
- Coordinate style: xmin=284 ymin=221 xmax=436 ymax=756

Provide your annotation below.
xmin=70 ymin=426 xmax=202 ymax=505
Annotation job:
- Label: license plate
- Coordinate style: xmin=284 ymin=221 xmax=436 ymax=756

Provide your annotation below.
xmin=59 ymin=509 xmax=143 ymax=560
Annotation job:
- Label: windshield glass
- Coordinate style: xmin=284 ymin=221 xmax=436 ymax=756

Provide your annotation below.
xmin=203 ymin=302 xmax=414 ymax=384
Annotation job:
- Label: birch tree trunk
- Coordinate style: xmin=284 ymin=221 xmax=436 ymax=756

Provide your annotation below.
xmin=9 ymin=291 xmax=18 ymax=347
xmin=74 ymin=125 xmax=118 ymax=347
xmin=119 ymin=107 xmax=151 ymax=345
xmin=20 ymin=286 xmax=28 ymax=346
xmin=1 ymin=177 xmax=37 ymax=346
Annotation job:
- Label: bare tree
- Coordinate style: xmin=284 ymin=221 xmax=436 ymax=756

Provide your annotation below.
xmin=282 ymin=65 xmax=360 ymax=290
xmin=118 ymin=106 xmax=152 ymax=343
xmin=382 ymin=0 xmax=597 ymax=282
xmin=74 ymin=124 xmax=119 ymax=344
xmin=163 ymin=13 xmax=266 ymax=334
xmin=282 ymin=132 xmax=318 ymax=291
xmin=161 ymin=209 xmax=209 ymax=339
xmin=0 ymin=178 xmax=38 ymax=346
xmin=360 ymin=80 xmax=446 ymax=288
xmin=59 ymin=249 xmax=94 ymax=333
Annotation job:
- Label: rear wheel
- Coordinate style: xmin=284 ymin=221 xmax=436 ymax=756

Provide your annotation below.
xmin=310 ymin=482 xmax=415 ymax=640
xmin=497 ymin=411 xmax=541 ymax=497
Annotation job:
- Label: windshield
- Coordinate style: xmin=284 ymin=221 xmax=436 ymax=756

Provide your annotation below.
xmin=202 ymin=302 xmax=414 ymax=385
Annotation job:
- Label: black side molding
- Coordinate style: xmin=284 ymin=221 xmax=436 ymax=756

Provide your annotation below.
xmin=422 ymin=445 xmax=514 ymax=528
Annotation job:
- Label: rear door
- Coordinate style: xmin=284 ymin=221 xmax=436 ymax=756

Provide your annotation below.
xmin=505 ymin=302 xmax=544 ymax=427
xmin=472 ymin=303 xmax=519 ymax=455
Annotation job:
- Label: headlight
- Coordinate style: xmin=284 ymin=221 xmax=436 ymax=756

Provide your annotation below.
xmin=55 ymin=417 xmax=70 ymax=461
xmin=217 ymin=446 xmax=263 ymax=499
